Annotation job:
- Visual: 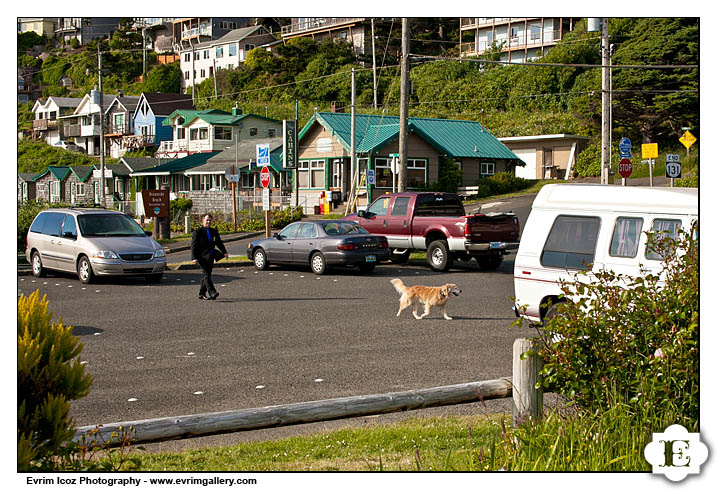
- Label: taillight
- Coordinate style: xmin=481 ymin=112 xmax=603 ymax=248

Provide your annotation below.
xmin=337 ymin=242 xmax=357 ymax=250
xmin=464 ymin=220 xmax=470 ymax=237
xmin=380 ymin=239 xmax=388 ymax=249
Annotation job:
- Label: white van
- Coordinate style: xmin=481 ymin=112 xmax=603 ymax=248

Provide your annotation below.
xmin=513 ymin=184 xmax=698 ymax=324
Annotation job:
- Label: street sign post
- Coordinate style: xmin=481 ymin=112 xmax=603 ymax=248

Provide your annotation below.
xmin=642 ymin=143 xmax=658 ymax=187
xmin=226 ymin=165 xmax=239 ymax=230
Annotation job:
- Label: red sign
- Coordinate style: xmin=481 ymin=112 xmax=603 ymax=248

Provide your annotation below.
xmin=618 ymin=158 xmax=633 ymax=179
xmin=260 ymin=166 xmax=271 ymax=188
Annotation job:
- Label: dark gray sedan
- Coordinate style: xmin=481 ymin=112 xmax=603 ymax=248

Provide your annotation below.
xmin=247 ymin=220 xmax=390 ymax=274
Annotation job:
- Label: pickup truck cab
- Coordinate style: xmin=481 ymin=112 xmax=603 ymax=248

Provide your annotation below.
xmin=345 ymin=192 xmax=520 ymax=271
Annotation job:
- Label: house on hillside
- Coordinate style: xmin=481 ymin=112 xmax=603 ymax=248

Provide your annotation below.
xmin=281 ymin=18 xmax=396 ymax=57
xmin=58 ymin=93 xmax=115 ymax=156
xmin=296 ymin=112 xmax=523 ymax=208
xmin=179 ymin=25 xmax=277 ymax=90
xmin=32 ymin=96 xmax=82 ymax=145
xmin=130 ymin=92 xmax=195 ymax=152
xmin=171 ymin=17 xmax=252 ymax=51
xmin=105 ymin=94 xmax=141 ymax=159
xmin=157 ymin=108 xmax=282 ymax=159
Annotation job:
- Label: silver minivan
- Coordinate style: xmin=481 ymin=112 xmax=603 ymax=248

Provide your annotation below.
xmin=25 ymin=208 xmax=166 ymax=284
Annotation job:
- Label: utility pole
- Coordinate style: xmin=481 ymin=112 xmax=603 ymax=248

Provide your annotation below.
xmin=350 ymin=68 xmax=357 ymax=198
xmin=98 ymin=43 xmax=106 ymax=206
xmin=398 ymin=18 xmax=410 ymax=192
xmin=600 ymin=18 xmax=610 ymax=185
xmin=371 ymin=19 xmax=378 ymax=109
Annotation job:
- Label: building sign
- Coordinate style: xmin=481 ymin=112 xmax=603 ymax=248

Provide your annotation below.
xmin=283 ymin=120 xmax=297 ymax=169
xmin=257 ymin=143 xmax=270 ymax=167
xmin=141 ymin=189 xmax=169 ymax=218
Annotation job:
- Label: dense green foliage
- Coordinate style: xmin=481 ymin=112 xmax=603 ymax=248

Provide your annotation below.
xmin=18 ymin=140 xmax=95 ymax=174
xmin=18 ymin=291 xmax=93 ymax=471
xmin=475 ymin=172 xmax=532 ymax=198
xmin=529 ymin=230 xmax=698 ymax=429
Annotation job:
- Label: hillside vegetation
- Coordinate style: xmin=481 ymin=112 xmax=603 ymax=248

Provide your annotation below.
xmin=19 ymin=18 xmax=698 ymax=171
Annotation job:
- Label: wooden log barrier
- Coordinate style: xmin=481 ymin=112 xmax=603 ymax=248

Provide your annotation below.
xmin=74 ymin=377 xmax=513 ymax=446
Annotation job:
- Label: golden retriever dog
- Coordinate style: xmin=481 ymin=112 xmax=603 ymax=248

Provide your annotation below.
xmin=390 ymin=278 xmax=462 ymax=320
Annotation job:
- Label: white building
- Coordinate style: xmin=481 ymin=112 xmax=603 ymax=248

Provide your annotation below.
xmin=179 ymin=25 xmax=278 ymax=90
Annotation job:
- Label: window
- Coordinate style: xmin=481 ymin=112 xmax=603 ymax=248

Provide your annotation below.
xmin=610 ymin=217 xmax=643 ymax=258
xmin=510 ymin=26 xmax=519 ymax=38
xmin=61 ymin=215 xmax=77 ymax=238
xmin=646 ymin=218 xmax=682 ymax=261
xmin=194 ymin=51 xmax=200 ymax=61
xmin=481 ymin=162 xmax=495 ymax=176
xmin=190 ymin=128 xmax=199 ymax=140
xmin=200 ymin=69 xmax=206 ymax=78
xmin=374 ymin=158 xmax=392 ymax=188
xmin=298 ymin=223 xmax=317 ymax=238
xmin=34 ymin=212 xmax=65 ymax=236
xmin=229 ymin=44 xmax=237 ymax=56
xmin=177 ymin=127 xmax=186 ymax=139
xmin=279 ymin=222 xmax=301 ymax=239
xmin=391 ymin=197 xmax=411 ymax=216
xmin=310 ymin=160 xmax=325 ymax=188
xmin=407 ymin=159 xmax=427 ymax=188
xmin=214 ymin=126 xmax=232 ymax=140
xmin=367 ymin=196 xmax=391 ymax=217
xmin=541 ymin=215 xmax=601 ymax=270
xmin=49 ymin=111 xmax=57 ymax=120
xmin=228 ymin=64 xmax=233 ymax=70
xmin=241 ymin=172 xmax=255 ymax=189
xmin=113 ymin=113 xmax=124 ymax=131
xmin=49 ymin=181 xmax=60 ymax=201
xmin=298 ymin=161 xmax=309 ymax=188
xmin=249 ymin=128 xmax=258 ymax=137
xmin=332 ymin=159 xmax=343 ymax=188
xmin=204 ymin=50 xmax=210 ymax=59
xmin=77 ymin=183 xmax=85 ymax=196
xmin=199 ymin=128 xmax=208 ymax=140
xmin=244 ymin=44 xmax=255 ymax=51
xmin=414 ymin=194 xmax=463 ymax=216
xmin=184 ymin=53 xmax=190 ymax=62
xmin=267 ymin=129 xmax=276 ymax=138
xmin=530 ymin=25 xmax=541 ymax=41
xmin=216 ymin=47 xmax=223 ymax=58
xmin=184 ymin=71 xmax=190 ymax=80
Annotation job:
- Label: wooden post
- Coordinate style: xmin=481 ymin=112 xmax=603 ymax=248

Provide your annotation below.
xmin=512 ymin=338 xmax=543 ymax=427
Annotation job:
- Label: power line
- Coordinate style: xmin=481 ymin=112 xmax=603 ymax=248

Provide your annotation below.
xmin=413 ymin=54 xmax=698 ymax=70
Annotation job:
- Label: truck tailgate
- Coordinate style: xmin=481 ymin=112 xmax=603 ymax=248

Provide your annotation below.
xmin=465 ymin=213 xmax=520 ymax=242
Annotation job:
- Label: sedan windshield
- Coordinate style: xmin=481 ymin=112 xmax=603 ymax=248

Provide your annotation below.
xmin=323 ymin=222 xmax=369 ymax=235
xmin=78 ymin=214 xmax=147 ymax=237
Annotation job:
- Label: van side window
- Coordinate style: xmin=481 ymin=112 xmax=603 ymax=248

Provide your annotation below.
xmin=29 ymin=213 xmax=48 ymax=234
xmin=609 ymin=217 xmax=643 ymax=258
xmin=646 ymin=218 xmax=682 ymax=260
xmin=541 ymin=215 xmax=601 ymax=270
xmin=61 ymin=215 xmax=77 ymax=238
xmin=40 ymin=212 xmax=66 ymax=237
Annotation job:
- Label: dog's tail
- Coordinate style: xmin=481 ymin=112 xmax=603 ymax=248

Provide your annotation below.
xmin=390 ymin=278 xmax=407 ymax=294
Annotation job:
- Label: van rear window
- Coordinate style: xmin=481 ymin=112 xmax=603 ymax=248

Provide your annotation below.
xmin=646 ymin=218 xmax=682 ymax=260
xmin=541 ymin=215 xmax=601 ymax=270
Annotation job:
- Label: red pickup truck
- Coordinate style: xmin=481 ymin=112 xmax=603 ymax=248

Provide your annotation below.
xmin=345 ymin=192 xmax=520 ymax=271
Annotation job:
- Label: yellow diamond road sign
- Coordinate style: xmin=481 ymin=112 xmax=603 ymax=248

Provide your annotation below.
xmin=680 ymin=130 xmax=697 ymax=149
xmin=642 ymin=143 xmax=658 ymax=159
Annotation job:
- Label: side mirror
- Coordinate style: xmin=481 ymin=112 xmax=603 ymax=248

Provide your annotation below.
xmin=273 ymin=232 xmax=281 ymax=239
xmin=357 ymin=210 xmax=366 ymax=218
xmin=145 ymin=231 xmax=153 ymax=237
xmin=62 ymin=231 xmax=76 ymax=239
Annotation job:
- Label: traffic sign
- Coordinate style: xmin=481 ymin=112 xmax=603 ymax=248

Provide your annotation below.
xmin=618 ymin=158 xmax=633 ymax=179
xmin=679 ymin=130 xmax=696 ymax=149
xmin=619 ymin=137 xmax=632 ymax=155
xmin=260 ymin=166 xmax=271 ymax=188
xmin=642 ymin=143 xmax=658 ymax=159
xmin=256 ymin=143 xmax=270 ymax=166
xmin=366 ymin=169 xmax=375 ymax=185
xmin=666 ymin=159 xmax=682 ymax=179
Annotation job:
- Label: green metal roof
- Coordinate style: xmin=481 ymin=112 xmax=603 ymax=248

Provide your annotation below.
xmin=302 ymin=112 xmax=520 ymax=161
xmin=162 ymin=109 xmax=281 ymax=127
xmin=33 ymin=166 xmax=70 ymax=181
xmin=130 ymin=152 xmax=220 ymax=175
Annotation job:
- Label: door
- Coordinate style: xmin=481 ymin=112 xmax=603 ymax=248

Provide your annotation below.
xmin=53 ymin=214 xmax=80 ymax=273
xmin=513 ymin=148 xmax=537 ymax=179
xmin=356 ymin=195 xmax=391 ymax=235
xmin=292 ymin=222 xmax=319 ymax=263
xmin=271 ymin=222 xmax=301 ymax=262
xmin=39 ymin=212 xmax=67 ymax=269
xmin=385 ymin=196 xmax=411 ymax=248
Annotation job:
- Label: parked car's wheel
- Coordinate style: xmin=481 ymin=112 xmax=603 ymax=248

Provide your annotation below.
xmin=253 ymin=248 xmax=269 ymax=270
xmin=146 ymin=273 xmax=164 ymax=283
xmin=31 ymin=251 xmax=46 ymax=278
xmin=358 ymin=262 xmax=376 ymax=273
xmin=390 ymin=249 xmax=411 ymax=264
xmin=427 ymin=240 xmax=453 ymax=272
xmin=77 ymin=256 xmax=95 ymax=284
xmin=477 ymin=254 xmax=503 ymax=271
xmin=310 ymin=252 xmax=327 ymax=275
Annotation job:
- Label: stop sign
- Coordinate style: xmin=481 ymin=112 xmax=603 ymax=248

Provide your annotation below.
xmin=260 ymin=166 xmax=271 ymax=188
xmin=618 ymin=158 xmax=633 ymax=179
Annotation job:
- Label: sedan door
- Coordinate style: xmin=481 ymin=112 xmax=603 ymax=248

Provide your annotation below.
xmin=292 ymin=223 xmax=319 ymax=263
xmin=270 ymin=222 xmax=301 ymax=263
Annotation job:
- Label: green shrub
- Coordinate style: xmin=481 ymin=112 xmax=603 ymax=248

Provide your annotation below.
xmin=574 ymin=141 xmax=602 ymax=177
xmin=475 ymin=172 xmax=531 ymax=198
xmin=528 ymin=228 xmax=698 ymax=429
xmin=169 ymin=197 xmax=193 ymax=222
xmin=18 ymin=291 xmax=93 ymax=471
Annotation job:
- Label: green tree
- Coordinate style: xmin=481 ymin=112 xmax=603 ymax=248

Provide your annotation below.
xmin=141 ymin=62 xmax=182 ymax=93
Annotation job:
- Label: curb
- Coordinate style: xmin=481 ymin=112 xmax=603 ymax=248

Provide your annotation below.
xmin=162 ymin=231 xmax=264 ymax=254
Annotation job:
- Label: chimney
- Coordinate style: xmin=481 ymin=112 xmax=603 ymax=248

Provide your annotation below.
xmin=232 ymin=107 xmax=242 ymax=116
xmin=331 ymin=101 xmax=344 ymax=113
xmin=118 ymin=89 xmax=124 ymax=97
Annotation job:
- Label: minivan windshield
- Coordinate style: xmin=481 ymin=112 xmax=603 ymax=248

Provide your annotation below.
xmin=77 ymin=214 xmax=147 ymax=237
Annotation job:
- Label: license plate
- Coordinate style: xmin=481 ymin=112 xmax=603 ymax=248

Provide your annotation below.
xmin=489 ymin=242 xmax=504 ymax=249
xmin=365 ymin=255 xmax=376 ymax=262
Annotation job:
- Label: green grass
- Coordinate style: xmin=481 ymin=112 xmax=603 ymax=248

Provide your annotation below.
xmin=112 ymin=403 xmax=659 ymax=472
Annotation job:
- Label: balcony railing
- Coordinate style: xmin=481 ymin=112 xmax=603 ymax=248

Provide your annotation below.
xmin=33 ymin=119 xmax=58 ymax=131
xmin=460 ymin=29 xmax=562 ymax=56
xmin=64 ymin=124 xmax=81 ymax=137
xmin=281 ymin=18 xmax=363 ymax=36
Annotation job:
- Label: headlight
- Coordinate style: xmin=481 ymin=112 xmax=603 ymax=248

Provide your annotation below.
xmin=153 ymin=249 xmax=166 ymax=258
xmin=93 ymin=250 xmax=118 ymax=259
